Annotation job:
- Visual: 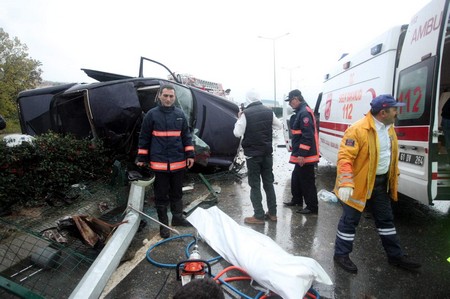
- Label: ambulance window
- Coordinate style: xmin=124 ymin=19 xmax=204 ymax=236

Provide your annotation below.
xmin=396 ymin=57 xmax=434 ymax=126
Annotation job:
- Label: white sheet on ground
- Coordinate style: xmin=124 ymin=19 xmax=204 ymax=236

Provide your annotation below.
xmin=187 ymin=206 xmax=333 ymax=299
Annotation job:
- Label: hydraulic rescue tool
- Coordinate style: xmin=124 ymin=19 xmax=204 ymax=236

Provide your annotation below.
xmin=176 ymin=244 xmax=211 ymax=286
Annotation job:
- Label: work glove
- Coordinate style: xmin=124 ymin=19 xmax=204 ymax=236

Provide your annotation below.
xmin=338 ymin=187 xmax=353 ymax=202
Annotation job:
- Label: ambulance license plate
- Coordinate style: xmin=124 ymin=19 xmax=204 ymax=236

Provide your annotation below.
xmin=398 ymin=152 xmax=424 ymax=166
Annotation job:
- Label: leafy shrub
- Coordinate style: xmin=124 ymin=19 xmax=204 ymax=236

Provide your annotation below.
xmin=0 ymin=133 xmax=113 ymax=209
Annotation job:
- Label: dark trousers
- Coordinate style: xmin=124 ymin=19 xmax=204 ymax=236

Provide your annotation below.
xmin=153 ymin=170 xmax=185 ymax=215
xmin=335 ymin=174 xmax=403 ymax=258
xmin=246 ymin=155 xmax=277 ymax=219
xmin=291 ymin=164 xmax=318 ymax=211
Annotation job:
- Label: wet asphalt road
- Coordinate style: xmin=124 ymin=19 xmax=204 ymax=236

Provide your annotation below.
xmin=102 ymin=132 xmax=450 ymax=299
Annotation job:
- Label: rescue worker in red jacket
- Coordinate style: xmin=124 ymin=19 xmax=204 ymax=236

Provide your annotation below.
xmin=285 ymin=89 xmax=320 ymax=214
xmin=136 ymin=84 xmax=195 ymax=238
xmin=333 ymin=94 xmax=421 ymax=273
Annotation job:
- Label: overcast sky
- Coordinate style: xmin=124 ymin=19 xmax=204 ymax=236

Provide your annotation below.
xmin=1 ymin=0 xmax=431 ymax=105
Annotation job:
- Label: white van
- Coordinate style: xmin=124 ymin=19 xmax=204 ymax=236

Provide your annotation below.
xmin=314 ymin=0 xmax=450 ymax=205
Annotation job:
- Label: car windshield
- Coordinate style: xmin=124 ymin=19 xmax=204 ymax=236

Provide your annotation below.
xmin=137 ymin=83 xmax=195 ymax=129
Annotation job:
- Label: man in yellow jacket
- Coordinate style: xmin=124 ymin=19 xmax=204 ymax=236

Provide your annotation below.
xmin=333 ymin=94 xmax=421 ymax=273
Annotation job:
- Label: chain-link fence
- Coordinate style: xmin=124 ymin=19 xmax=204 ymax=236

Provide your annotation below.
xmin=0 ymin=177 xmax=130 ymax=298
xmin=0 ymin=165 xmax=241 ymax=298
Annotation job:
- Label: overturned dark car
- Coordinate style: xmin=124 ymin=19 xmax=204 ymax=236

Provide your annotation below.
xmin=17 ymin=58 xmax=241 ymax=169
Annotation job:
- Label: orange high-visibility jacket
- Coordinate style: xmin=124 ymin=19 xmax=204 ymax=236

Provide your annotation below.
xmin=333 ymin=111 xmax=400 ymax=212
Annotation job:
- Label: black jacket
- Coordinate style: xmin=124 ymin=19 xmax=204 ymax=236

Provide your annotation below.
xmin=241 ymin=101 xmax=273 ymax=157
xmin=137 ymin=105 xmax=194 ymax=172
xmin=289 ymin=102 xmax=319 ymax=164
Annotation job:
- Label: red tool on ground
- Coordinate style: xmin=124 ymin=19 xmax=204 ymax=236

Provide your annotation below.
xmin=176 ymin=244 xmax=211 ymax=286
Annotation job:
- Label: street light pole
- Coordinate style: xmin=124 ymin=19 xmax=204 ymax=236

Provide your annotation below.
xmin=282 ymin=66 xmax=301 ymax=90
xmin=258 ymin=33 xmax=289 ymax=107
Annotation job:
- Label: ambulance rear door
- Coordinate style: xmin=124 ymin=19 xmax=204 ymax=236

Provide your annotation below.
xmin=394 ymin=0 xmax=450 ymax=204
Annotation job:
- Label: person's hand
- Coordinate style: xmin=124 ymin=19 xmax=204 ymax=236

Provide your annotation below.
xmin=136 ymin=161 xmax=145 ymax=167
xmin=187 ymin=158 xmax=194 ymax=169
xmin=238 ymin=111 xmax=244 ymax=118
xmin=297 ymin=156 xmax=305 ymax=167
xmin=338 ymin=187 xmax=353 ymax=202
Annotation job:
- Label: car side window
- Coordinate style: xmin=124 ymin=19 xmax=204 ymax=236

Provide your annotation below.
xmin=173 ymin=85 xmax=194 ymax=127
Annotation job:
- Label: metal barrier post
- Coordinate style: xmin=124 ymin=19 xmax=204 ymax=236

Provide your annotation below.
xmin=69 ymin=178 xmax=153 ymax=299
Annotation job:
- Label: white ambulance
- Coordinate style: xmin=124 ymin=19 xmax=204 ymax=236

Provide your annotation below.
xmin=315 ymin=0 xmax=450 ymax=205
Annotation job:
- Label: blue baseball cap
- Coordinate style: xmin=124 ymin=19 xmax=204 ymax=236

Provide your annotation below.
xmin=370 ymin=94 xmax=406 ymax=111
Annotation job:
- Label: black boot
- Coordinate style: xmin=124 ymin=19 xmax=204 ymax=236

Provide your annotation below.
xmin=171 ymin=200 xmax=192 ymax=227
xmin=172 ymin=214 xmax=192 ymax=227
xmin=156 ymin=205 xmax=170 ymax=238
xmin=159 ymin=225 xmax=170 ymax=239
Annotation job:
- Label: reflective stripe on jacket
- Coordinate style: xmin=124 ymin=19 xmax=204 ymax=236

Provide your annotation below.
xmin=136 ymin=105 xmax=194 ymax=172
xmin=333 ymin=111 xmax=400 ymax=212
xmin=289 ymin=102 xmax=319 ymax=165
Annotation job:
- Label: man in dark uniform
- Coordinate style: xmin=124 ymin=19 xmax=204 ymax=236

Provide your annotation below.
xmin=136 ymin=84 xmax=195 ymax=238
xmin=284 ymin=89 xmax=320 ymax=214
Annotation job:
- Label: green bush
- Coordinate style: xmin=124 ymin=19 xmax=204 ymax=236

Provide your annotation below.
xmin=0 ymin=133 xmax=113 ymax=209
xmin=0 ymin=118 xmax=21 ymax=135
